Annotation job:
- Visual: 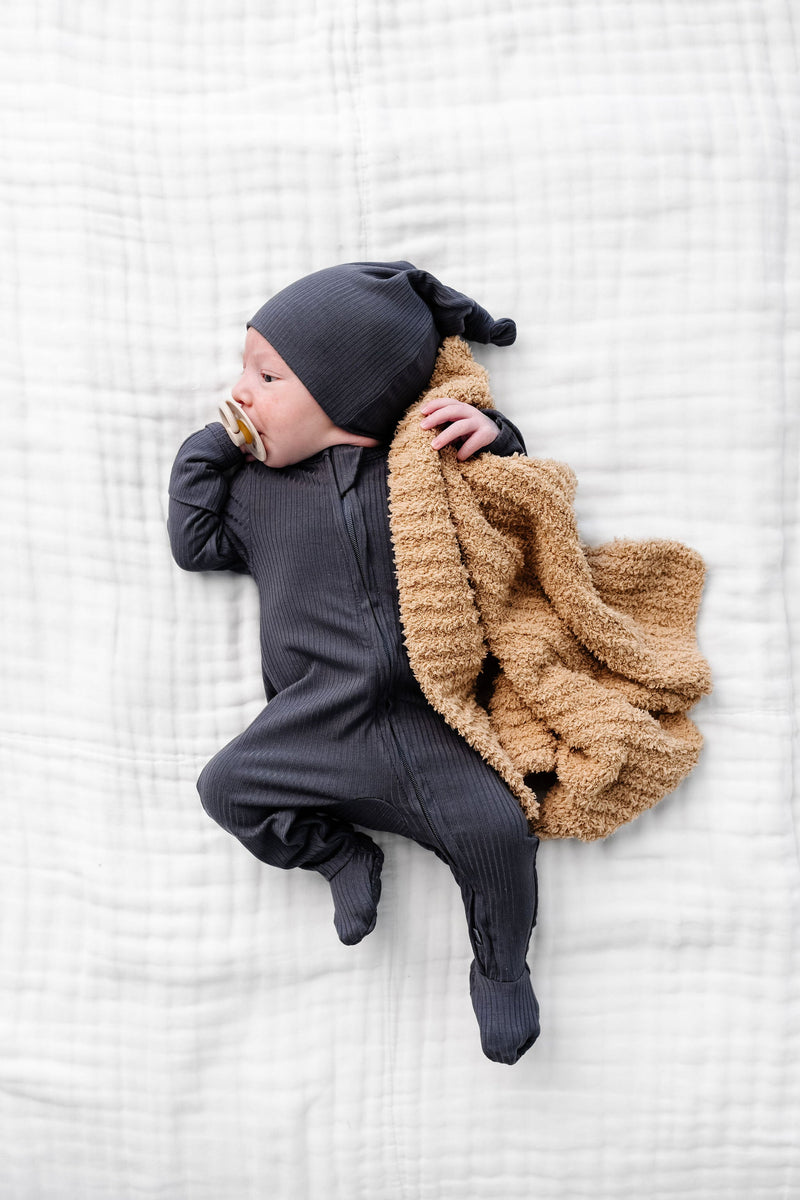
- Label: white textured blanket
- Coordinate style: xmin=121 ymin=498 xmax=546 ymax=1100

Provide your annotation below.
xmin=1 ymin=2 xmax=798 ymax=1197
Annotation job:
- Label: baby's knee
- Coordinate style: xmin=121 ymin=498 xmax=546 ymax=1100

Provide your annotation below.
xmin=196 ymin=751 xmax=237 ymax=831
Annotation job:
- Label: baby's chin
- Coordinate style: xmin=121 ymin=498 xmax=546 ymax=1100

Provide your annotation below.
xmin=272 ymin=437 xmax=340 ymax=468
xmin=253 ymin=424 xmax=325 ymax=467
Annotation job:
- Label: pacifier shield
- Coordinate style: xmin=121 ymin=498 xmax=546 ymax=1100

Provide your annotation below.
xmin=218 ymin=398 xmax=267 ymax=462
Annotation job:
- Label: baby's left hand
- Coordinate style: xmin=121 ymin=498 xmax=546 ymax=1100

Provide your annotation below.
xmin=419 ymin=397 xmax=498 ymax=461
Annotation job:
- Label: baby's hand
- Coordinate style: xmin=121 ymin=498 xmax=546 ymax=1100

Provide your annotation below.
xmin=419 ymin=397 xmax=499 ymax=461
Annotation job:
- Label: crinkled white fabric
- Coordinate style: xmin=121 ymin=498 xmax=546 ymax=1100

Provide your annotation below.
xmin=1 ymin=1 xmax=798 ymax=1197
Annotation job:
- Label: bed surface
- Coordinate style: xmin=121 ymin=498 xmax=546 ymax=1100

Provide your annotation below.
xmin=1 ymin=2 xmax=798 ymax=1196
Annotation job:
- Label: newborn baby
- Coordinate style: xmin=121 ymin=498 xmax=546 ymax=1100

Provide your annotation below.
xmin=167 ymin=260 xmax=541 ymax=1064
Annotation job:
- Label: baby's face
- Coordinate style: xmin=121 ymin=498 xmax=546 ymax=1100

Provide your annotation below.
xmin=232 ymin=327 xmax=364 ymax=468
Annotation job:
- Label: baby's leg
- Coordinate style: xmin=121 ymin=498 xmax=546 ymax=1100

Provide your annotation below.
xmin=388 ymin=696 xmax=542 ymax=1064
xmin=195 ymin=701 xmax=388 ymax=945
xmin=319 ymin=832 xmax=384 ymax=946
xmin=449 ymin=785 xmax=542 ymax=1066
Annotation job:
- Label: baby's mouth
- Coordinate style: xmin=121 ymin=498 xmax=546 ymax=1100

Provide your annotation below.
xmin=252 ymin=429 xmax=268 ymax=460
xmin=242 ymin=421 xmax=267 ymax=455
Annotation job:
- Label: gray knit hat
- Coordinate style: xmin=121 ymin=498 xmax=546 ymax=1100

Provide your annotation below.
xmin=246 ymin=260 xmax=516 ymax=441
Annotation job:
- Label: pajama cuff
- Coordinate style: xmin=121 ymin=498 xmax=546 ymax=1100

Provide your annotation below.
xmin=480 ymin=411 xmax=527 ymax=457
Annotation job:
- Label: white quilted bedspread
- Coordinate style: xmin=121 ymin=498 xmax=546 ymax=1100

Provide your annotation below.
xmin=2 ymin=2 xmax=798 ymax=1197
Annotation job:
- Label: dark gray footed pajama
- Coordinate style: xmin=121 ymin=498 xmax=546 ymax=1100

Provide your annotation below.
xmin=167 ymin=411 xmax=541 ymax=1063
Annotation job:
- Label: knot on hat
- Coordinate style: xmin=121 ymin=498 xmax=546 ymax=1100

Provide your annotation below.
xmin=404 ymin=267 xmax=517 ymax=347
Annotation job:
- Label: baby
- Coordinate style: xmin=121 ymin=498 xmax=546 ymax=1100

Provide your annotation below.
xmin=167 ymin=261 xmax=541 ymax=1065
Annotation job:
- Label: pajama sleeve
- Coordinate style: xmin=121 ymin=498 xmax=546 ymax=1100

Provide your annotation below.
xmin=167 ymin=422 xmax=251 ymax=574
xmin=478 ymin=408 xmax=527 ymax=457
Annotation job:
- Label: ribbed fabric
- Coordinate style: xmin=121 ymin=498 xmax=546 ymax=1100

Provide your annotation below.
xmin=321 ymin=834 xmax=385 ymax=946
xmin=246 ymin=261 xmax=517 ymax=440
xmin=469 ymin=962 xmax=541 ymax=1065
xmin=167 ymin=409 xmax=541 ymax=1063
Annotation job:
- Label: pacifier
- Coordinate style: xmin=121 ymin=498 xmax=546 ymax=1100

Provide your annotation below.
xmin=218 ymin=398 xmax=267 ymax=463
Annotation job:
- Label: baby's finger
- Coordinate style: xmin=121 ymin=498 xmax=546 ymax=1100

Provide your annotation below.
xmin=429 ymin=417 xmax=476 ymax=449
xmin=454 ymin=429 xmax=494 ymax=460
xmin=420 ymin=403 xmax=472 ymax=430
xmin=420 ymin=394 xmax=458 ymax=411
xmin=419 ymin=396 xmax=467 ymax=420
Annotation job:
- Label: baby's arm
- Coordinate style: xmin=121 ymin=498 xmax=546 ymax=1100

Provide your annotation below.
xmin=420 ymin=399 xmax=527 ymax=460
xmin=167 ymin=423 xmax=251 ymax=574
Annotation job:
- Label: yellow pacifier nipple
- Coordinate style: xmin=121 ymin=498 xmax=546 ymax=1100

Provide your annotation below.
xmin=236 ymin=419 xmax=254 ymax=445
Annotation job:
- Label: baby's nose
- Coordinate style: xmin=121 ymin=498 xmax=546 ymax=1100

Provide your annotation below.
xmin=231 ymin=379 xmax=249 ymax=405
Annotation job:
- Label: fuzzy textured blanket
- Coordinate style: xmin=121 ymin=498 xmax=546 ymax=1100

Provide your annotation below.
xmin=388 ymin=337 xmax=713 ymax=841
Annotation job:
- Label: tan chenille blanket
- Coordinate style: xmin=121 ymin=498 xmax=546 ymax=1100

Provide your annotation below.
xmin=386 ymin=337 xmax=713 ymax=841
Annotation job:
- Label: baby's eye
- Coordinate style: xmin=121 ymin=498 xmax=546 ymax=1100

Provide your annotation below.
xmin=261 ymin=372 xmax=275 ymax=383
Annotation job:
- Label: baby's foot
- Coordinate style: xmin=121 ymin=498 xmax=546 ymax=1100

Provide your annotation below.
xmin=327 ymin=836 xmax=384 ymax=946
xmin=469 ymin=960 xmax=541 ymax=1064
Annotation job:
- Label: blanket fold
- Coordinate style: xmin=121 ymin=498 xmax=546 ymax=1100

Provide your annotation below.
xmin=387 ymin=337 xmax=712 ymax=841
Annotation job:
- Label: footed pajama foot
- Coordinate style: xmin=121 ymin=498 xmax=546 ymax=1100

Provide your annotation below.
xmin=326 ymin=835 xmax=384 ymax=946
xmin=469 ymin=960 xmax=540 ymax=1064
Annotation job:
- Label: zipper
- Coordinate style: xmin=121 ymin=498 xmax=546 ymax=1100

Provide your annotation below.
xmin=339 ymin=484 xmax=447 ymax=858
xmin=386 ymin=713 xmax=448 ymax=858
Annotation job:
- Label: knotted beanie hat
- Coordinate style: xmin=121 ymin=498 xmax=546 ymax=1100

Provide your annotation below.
xmin=246 ymin=260 xmax=516 ymax=441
